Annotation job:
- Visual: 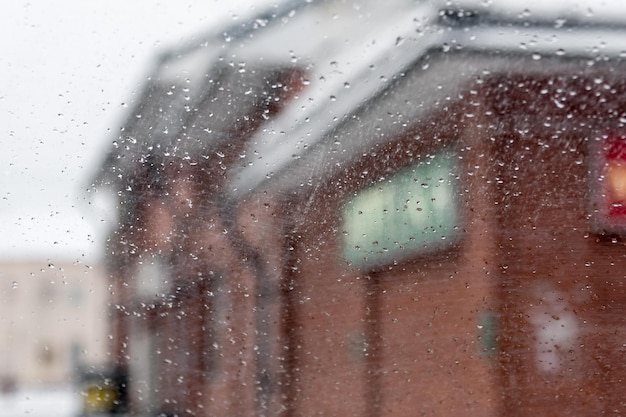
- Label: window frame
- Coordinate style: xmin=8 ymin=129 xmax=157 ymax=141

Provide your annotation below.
xmin=340 ymin=147 xmax=462 ymax=270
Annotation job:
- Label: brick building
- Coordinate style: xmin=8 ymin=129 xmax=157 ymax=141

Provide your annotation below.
xmin=0 ymin=261 xmax=107 ymax=388
xmin=95 ymin=1 xmax=626 ymax=415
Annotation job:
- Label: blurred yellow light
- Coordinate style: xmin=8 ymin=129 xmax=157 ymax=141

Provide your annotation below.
xmin=83 ymin=384 xmax=116 ymax=413
xmin=607 ymin=160 xmax=626 ymax=201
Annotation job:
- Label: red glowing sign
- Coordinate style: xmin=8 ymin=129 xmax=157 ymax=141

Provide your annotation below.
xmin=595 ymin=134 xmax=626 ymax=233
xmin=603 ymin=135 xmax=626 ymax=216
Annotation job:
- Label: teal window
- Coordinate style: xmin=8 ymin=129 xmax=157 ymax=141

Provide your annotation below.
xmin=342 ymin=151 xmax=459 ymax=268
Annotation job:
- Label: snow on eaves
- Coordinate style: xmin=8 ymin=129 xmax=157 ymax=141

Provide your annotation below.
xmin=227 ymin=0 xmax=626 ymax=200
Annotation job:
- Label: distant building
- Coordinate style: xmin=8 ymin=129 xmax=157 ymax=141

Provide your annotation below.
xmin=0 ymin=261 xmax=108 ymax=387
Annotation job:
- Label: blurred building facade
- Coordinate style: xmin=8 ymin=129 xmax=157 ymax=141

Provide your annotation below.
xmin=0 ymin=261 xmax=108 ymax=388
xmin=94 ymin=0 xmax=626 ymax=416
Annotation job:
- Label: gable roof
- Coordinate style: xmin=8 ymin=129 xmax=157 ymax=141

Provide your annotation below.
xmin=92 ymin=0 xmax=323 ymax=188
xmin=94 ymin=0 xmax=626 ymax=197
xmin=226 ymin=0 xmax=626 ymax=200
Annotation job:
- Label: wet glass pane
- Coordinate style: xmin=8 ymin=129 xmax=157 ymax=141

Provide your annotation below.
xmin=5 ymin=0 xmax=626 ymax=416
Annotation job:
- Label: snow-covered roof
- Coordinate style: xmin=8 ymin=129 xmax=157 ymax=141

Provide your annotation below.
xmin=448 ymin=0 xmax=626 ymax=25
xmin=226 ymin=0 xmax=626 ymax=199
xmin=93 ymin=0 xmax=324 ymax=187
xmin=95 ymin=0 xmax=626 ymax=196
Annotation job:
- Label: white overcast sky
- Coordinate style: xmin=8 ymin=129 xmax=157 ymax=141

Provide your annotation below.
xmin=0 ymin=0 xmax=265 ymax=263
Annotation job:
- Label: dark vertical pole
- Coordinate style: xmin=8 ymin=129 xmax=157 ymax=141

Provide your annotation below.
xmin=365 ymin=273 xmax=382 ymax=417
xmin=282 ymin=228 xmax=301 ymax=417
xmin=251 ymin=251 xmax=273 ymax=416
